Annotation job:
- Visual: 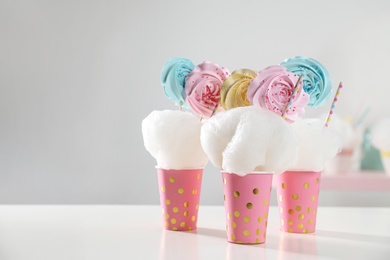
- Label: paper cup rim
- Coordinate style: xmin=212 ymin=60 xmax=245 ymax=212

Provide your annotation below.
xmin=221 ymin=171 xmax=273 ymax=176
xmin=283 ymin=170 xmax=321 ymax=174
xmin=155 ymin=166 xmax=204 ymax=170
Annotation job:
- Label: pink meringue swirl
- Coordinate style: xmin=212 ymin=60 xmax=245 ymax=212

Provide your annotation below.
xmin=247 ymin=65 xmax=309 ymax=123
xmin=185 ymin=61 xmax=230 ymax=118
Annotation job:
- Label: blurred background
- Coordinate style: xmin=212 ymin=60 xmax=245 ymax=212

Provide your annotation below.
xmin=1 ymin=0 xmax=390 ymax=206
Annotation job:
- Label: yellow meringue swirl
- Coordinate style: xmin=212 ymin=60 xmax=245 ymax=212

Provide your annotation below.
xmin=221 ymin=69 xmax=257 ymax=110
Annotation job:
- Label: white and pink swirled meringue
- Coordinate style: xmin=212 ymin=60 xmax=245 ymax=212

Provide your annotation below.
xmin=185 ymin=61 xmax=230 ymax=118
xmin=247 ymin=65 xmax=309 ymax=123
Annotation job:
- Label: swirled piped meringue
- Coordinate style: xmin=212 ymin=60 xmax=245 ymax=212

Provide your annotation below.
xmin=161 ymin=57 xmax=195 ymax=108
xmin=247 ymin=65 xmax=309 ymax=123
xmin=220 ymin=69 xmax=257 ymax=110
xmin=280 ymin=56 xmax=332 ymax=107
xmin=185 ymin=61 xmax=230 ymax=118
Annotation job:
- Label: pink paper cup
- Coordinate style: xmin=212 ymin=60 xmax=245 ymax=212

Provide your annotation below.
xmin=157 ymin=168 xmax=203 ymax=231
xmin=275 ymin=171 xmax=321 ymax=233
xmin=222 ymin=172 xmax=273 ymax=244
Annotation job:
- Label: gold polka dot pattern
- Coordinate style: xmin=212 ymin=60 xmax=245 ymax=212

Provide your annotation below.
xmin=275 ymin=171 xmax=321 ymax=234
xmin=157 ymin=168 xmax=203 ymax=231
xmin=222 ymin=172 xmax=273 ymax=244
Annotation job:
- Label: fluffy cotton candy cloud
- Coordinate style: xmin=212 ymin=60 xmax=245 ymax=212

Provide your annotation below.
xmin=290 ymin=119 xmax=342 ymax=171
xmin=327 ymin=113 xmax=362 ymax=150
xmin=201 ymin=106 xmax=299 ymax=175
xmin=371 ymin=117 xmax=390 ymax=151
xmin=142 ymin=110 xmax=208 ymax=169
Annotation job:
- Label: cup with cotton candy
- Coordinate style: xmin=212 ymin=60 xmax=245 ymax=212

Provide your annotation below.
xmin=275 ymin=119 xmax=342 ymax=233
xmin=371 ymin=117 xmax=390 ymax=175
xmin=142 ymin=110 xmax=208 ymax=231
xmin=201 ymin=106 xmax=299 ymax=244
xmin=325 ymin=114 xmax=363 ymax=174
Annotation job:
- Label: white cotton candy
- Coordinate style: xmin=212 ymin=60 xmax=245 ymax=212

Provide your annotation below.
xmin=371 ymin=117 xmax=390 ymax=151
xmin=327 ymin=113 xmax=362 ymax=150
xmin=290 ymin=119 xmax=342 ymax=171
xmin=201 ymin=106 xmax=299 ymax=176
xmin=141 ymin=110 xmax=208 ymax=169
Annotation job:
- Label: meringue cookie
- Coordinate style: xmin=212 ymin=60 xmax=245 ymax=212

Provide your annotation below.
xmin=281 ymin=56 xmax=332 ymax=107
xmin=161 ymin=57 xmax=194 ymax=108
xmin=185 ymin=61 xmax=230 ymax=118
xmin=247 ymin=65 xmax=309 ymax=123
xmin=220 ymin=69 xmax=257 ymax=110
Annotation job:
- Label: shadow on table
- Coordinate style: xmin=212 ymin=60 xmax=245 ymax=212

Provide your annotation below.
xmin=315 ymin=229 xmax=390 ymax=244
xmin=194 ymin=227 xmax=226 ymax=239
xmin=265 ymin=229 xmax=390 ymax=259
xmin=159 ymin=230 xmax=200 ymax=260
xmin=273 ymin=232 xmax=318 ymax=257
xmin=314 ymin=230 xmax=390 ymax=259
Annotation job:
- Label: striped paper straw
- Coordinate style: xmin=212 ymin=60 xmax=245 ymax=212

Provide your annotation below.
xmin=325 ymin=82 xmax=343 ymax=127
xmin=282 ymin=74 xmax=303 ymax=120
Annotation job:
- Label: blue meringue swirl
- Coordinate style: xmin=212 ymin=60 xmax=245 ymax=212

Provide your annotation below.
xmin=280 ymin=56 xmax=332 ymax=107
xmin=161 ymin=57 xmax=195 ymax=108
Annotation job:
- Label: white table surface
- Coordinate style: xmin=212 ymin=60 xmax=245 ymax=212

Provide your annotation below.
xmin=0 ymin=206 xmax=389 ymax=260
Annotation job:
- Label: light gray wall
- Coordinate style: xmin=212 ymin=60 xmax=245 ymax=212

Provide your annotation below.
xmin=1 ymin=0 xmax=390 ymax=205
